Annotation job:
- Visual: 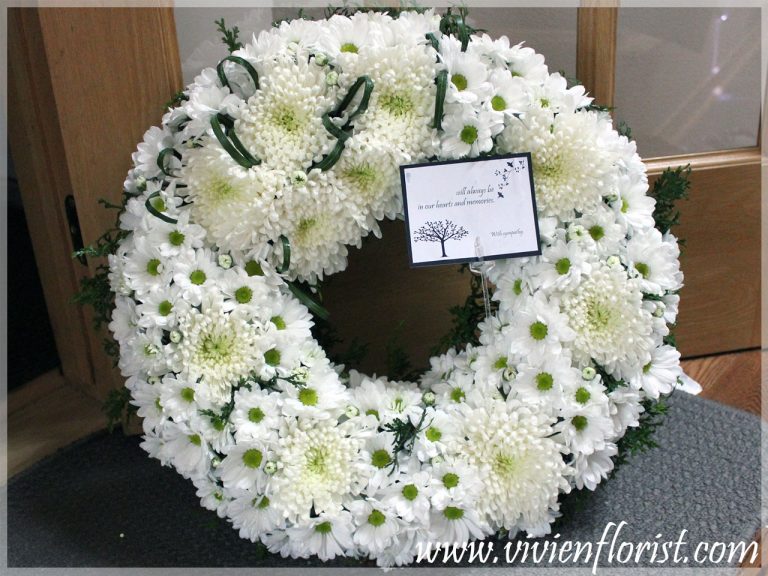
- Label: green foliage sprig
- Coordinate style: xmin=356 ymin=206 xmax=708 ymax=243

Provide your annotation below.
xmin=651 ymin=164 xmax=692 ymax=236
xmin=215 ymin=18 xmax=244 ymax=53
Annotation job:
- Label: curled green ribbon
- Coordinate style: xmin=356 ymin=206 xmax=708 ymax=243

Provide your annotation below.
xmin=211 ymin=114 xmax=261 ymax=169
xmin=144 ymin=191 xmax=177 ymax=224
xmin=216 ymin=55 xmax=260 ymax=96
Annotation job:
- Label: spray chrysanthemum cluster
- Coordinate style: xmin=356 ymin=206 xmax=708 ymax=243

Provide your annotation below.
xmin=108 ymin=9 xmax=683 ymax=567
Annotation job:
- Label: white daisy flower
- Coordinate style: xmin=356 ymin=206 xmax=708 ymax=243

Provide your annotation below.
xmin=379 ymin=470 xmax=434 ymax=525
xmin=159 ymin=421 xmax=212 ymax=480
xmin=158 ymin=374 xmax=199 ymax=423
xmin=439 ymin=36 xmax=493 ymax=105
xmin=285 ymin=510 xmax=356 ymax=561
xmin=194 ymin=476 xmax=229 ymax=518
xmin=632 ymin=344 xmax=682 ymax=399
xmin=625 ymin=228 xmax=683 ymax=295
xmin=505 ymin=293 xmax=576 ymax=361
xmin=128 ymin=377 xmax=165 ymax=434
xmin=228 ymin=490 xmax=284 ymax=542
xmin=571 ymin=442 xmax=618 ymax=491
xmin=136 ymin=285 xmax=184 ymax=329
xmin=349 ymin=498 xmax=402 ymax=556
xmin=558 ymin=402 xmax=614 ymax=456
xmin=219 ymin=442 xmax=271 ymax=492
xmin=440 ymin=102 xmax=499 ymax=159
xmin=428 ymin=504 xmax=489 ymax=545
xmin=231 ymin=387 xmax=282 ymax=443
xmin=614 ymin=172 xmax=656 ymax=232
xmin=172 ymin=248 xmax=223 ymax=307
xmin=280 ymin=364 xmax=348 ymax=420
xmin=513 ymin=355 xmax=579 ymax=408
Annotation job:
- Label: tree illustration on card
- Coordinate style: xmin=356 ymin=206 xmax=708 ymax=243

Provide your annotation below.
xmin=413 ymin=219 xmax=469 ymax=258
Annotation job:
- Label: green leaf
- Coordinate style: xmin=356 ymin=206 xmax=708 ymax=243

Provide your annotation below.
xmin=650 ymin=164 xmax=691 ymax=236
xmin=214 ymin=18 xmax=243 ymax=53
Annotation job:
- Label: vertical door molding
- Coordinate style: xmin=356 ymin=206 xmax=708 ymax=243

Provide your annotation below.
xmin=576 ymin=2 xmax=618 ymax=108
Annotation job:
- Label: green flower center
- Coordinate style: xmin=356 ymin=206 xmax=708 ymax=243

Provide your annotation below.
xmin=235 ymin=286 xmax=253 ymax=304
xmin=589 ymin=225 xmax=605 ymax=241
xmin=188 ymin=434 xmax=201 ymax=446
xmin=380 ymin=92 xmax=414 ymax=117
xmin=540 ymin=97 xmax=551 ymax=108
xmin=180 ymin=387 xmax=195 ymax=403
xmin=343 ymin=163 xmax=378 ymax=196
xmin=371 ymin=449 xmax=392 ymax=469
xmin=271 ymin=105 xmax=300 ymax=133
xmin=365 ymin=409 xmax=380 ymax=419
xmin=535 ymin=372 xmax=554 ymax=391
xmin=643 ymin=362 xmax=652 ymax=374
xmin=529 ymin=321 xmax=548 ymax=341
xmin=189 ymin=270 xmax=206 ymax=285
xmin=634 ymin=262 xmax=650 ymax=279
xmin=315 ymin=521 xmax=333 ymax=534
xmin=513 ymin=278 xmax=523 ymax=295
xmin=368 ymin=509 xmax=386 ymax=527
xmin=168 ymin=230 xmax=185 ymax=246
xmin=425 ymin=426 xmax=442 ymax=442
xmin=146 ymin=258 xmax=162 ymax=276
xmin=298 ymin=388 xmax=318 ymax=406
xmin=151 ymin=197 xmax=166 ymax=212
xmin=575 ymin=386 xmax=591 ymax=404
xmin=451 ymin=73 xmax=468 ymax=91
xmin=199 ymin=334 xmax=233 ymax=363
xmin=491 ymin=95 xmax=507 ymax=111
xmin=208 ymin=178 xmax=236 ymax=203
xmin=264 ymin=348 xmax=281 ymax=367
xmin=271 ymin=316 xmax=286 ymax=330
xmin=340 ymin=42 xmax=359 ymax=53
xmin=306 ymin=446 xmax=328 ymax=474
xmin=248 ymin=407 xmax=265 ymax=423
xmin=494 ymin=453 xmax=518 ymax=476
xmin=587 ymin=299 xmax=614 ymax=330
xmin=460 ymin=125 xmax=478 ymax=144
xmin=158 ymin=300 xmax=173 ymax=316
xmin=572 ymin=415 xmax=589 ymax=431
xmin=402 ymin=484 xmax=419 ymax=501
xmin=555 ymin=257 xmax=571 ymax=275
xmin=242 ymin=448 xmax=263 ymax=469
xmin=245 ymin=261 xmax=264 ymax=276
xmin=256 ymin=495 xmax=270 ymax=509
xmin=621 ymin=198 xmax=629 ymax=213
xmin=442 ymin=472 xmax=460 ymax=489
xmin=443 ymin=506 xmax=464 ymax=520
xmin=450 ymin=387 xmax=465 ymax=403
xmin=493 ymin=357 xmax=508 ymax=370
xmin=296 ymin=218 xmax=316 ymax=243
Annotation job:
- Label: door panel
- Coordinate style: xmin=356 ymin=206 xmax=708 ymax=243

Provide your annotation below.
xmin=9 ymin=7 xmax=182 ymax=400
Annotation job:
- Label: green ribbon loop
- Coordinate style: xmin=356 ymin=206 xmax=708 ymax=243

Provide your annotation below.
xmin=275 ymin=235 xmax=291 ymax=274
xmin=425 ymin=32 xmax=439 ymax=52
xmin=288 ymin=283 xmax=330 ymax=321
xmin=433 ymin=69 xmax=448 ymax=131
xmin=311 ymin=75 xmax=374 ymax=172
xmin=211 ymin=114 xmax=261 ymax=169
xmin=144 ymin=191 xmax=178 ymax=224
xmin=156 ymin=147 xmax=182 ymax=177
xmin=216 ymin=55 xmax=260 ymax=97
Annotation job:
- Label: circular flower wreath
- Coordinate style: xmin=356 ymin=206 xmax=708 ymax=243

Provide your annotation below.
xmin=108 ymin=9 xmax=684 ymax=567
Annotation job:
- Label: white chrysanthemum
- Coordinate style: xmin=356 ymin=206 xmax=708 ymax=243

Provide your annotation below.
xmin=175 ymin=293 xmax=262 ymax=405
xmin=279 ymin=173 xmax=366 ymax=283
xmin=448 ymin=397 xmax=571 ymax=532
xmin=343 ymin=44 xmax=438 ymax=163
xmin=558 ymin=402 xmax=615 ymax=456
xmin=271 ymin=418 xmax=371 ymax=520
xmin=379 ymin=470 xmax=434 ymax=525
xmin=562 ymin=264 xmax=655 ymax=374
xmin=236 ymin=55 xmax=337 ymax=172
xmin=158 ymin=374 xmax=199 ymax=422
xmin=231 ymin=387 xmax=282 ymax=443
xmin=219 ymin=442 xmax=271 ymax=492
xmin=500 ymin=108 xmax=619 ymax=220
xmin=182 ymin=141 xmax=287 ymax=253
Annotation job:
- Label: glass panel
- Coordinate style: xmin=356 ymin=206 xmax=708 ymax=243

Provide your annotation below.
xmin=467 ymin=8 xmax=578 ymax=78
xmin=615 ymin=7 xmax=761 ymax=158
xmin=175 ymin=8 xmax=274 ymax=85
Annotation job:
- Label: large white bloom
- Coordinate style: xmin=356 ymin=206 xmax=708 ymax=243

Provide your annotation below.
xmin=561 ymin=263 xmax=655 ymax=375
xmin=271 ymin=418 xmax=371 ymax=520
xmin=448 ymin=397 xmax=571 ymax=533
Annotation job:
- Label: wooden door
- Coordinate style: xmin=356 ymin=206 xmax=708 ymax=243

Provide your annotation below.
xmin=576 ymin=6 xmax=761 ymax=359
xmin=8 ymin=7 xmax=182 ymax=401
